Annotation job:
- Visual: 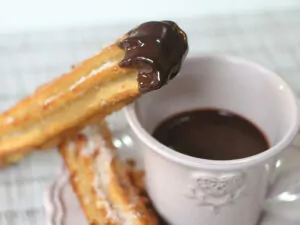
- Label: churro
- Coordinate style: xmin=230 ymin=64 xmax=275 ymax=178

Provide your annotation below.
xmin=0 ymin=21 xmax=188 ymax=166
xmin=59 ymin=122 xmax=158 ymax=225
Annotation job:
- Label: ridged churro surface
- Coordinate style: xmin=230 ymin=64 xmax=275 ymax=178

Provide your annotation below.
xmin=0 ymin=39 xmax=139 ymax=166
xmin=59 ymin=122 xmax=158 ymax=225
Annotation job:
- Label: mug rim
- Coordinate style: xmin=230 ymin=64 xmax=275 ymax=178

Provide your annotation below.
xmin=124 ymin=53 xmax=300 ymax=170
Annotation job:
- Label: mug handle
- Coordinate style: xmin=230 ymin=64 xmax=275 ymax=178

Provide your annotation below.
xmin=264 ymin=99 xmax=300 ymax=222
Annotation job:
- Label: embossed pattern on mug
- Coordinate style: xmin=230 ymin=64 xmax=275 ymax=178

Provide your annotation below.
xmin=185 ymin=171 xmax=247 ymax=212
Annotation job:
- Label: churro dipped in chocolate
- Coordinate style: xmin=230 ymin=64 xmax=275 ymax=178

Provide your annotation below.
xmin=0 ymin=21 xmax=188 ymax=166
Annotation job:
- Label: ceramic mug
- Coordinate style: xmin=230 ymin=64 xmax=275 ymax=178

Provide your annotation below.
xmin=125 ymin=54 xmax=300 ymax=225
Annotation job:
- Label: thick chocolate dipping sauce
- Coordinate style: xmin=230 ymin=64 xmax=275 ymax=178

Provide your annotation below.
xmin=153 ymin=109 xmax=269 ymax=160
xmin=118 ymin=21 xmax=188 ymax=92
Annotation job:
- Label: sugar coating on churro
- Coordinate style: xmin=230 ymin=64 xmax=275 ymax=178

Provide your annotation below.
xmin=69 ymin=61 xmax=117 ymax=91
xmin=61 ymin=123 xmax=158 ymax=225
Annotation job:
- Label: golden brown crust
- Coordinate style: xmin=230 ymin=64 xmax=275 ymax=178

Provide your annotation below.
xmin=59 ymin=122 xmax=158 ymax=225
xmin=0 ymin=37 xmax=140 ymax=166
xmin=61 ymin=130 xmax=116 ymax=225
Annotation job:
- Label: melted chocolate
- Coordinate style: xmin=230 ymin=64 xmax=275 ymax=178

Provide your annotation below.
xmin=153 ymin=109 xmax=269 ymax=160
xmin=118 ymin=21 xmax=188 ymax=92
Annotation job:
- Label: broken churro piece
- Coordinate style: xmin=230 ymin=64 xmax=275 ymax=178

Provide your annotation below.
xmin=60 ymin=122 xmax=158 ymax=225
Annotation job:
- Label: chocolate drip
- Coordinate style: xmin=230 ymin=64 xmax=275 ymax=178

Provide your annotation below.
xmin=118 ymin=21 xmax=188 ymax=92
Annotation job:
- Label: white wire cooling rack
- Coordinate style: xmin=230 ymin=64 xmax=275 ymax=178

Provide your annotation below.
xmin=0 ymin=9 xmax=300 ymax=225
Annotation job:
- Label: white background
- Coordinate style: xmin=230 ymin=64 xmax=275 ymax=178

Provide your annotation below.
xmin=1 ymin=0 xmax=300 ymax=33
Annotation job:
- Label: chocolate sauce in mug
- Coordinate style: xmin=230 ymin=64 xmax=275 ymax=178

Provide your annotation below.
xmin=153 ymin=109 xmax=269 ymax=160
